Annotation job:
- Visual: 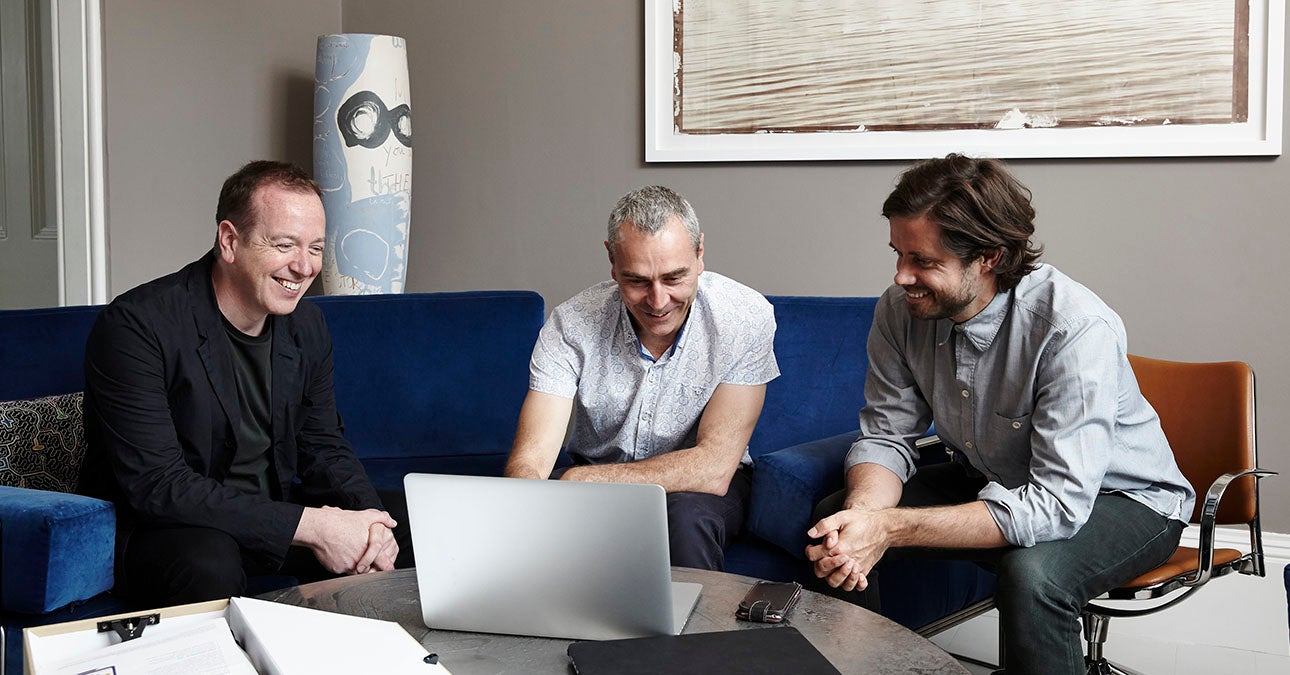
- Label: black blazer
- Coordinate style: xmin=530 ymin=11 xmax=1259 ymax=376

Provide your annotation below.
xmin=81 ymin=253 xmax=382 ymax=566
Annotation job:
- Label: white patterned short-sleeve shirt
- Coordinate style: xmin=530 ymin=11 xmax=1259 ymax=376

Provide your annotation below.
xmin=530 ymin=271 xmax=779 ymax=466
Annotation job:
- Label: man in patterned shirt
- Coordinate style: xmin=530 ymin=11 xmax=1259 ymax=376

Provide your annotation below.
xmin=505 ymin=186 xmax=779 ymax=570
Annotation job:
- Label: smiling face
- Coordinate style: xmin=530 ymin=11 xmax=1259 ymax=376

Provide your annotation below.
xmin=889 ymin=213 xmax=997 ymax=323
xmin=607 ymin=217 xmax=704 ymax=358
xmin=213 ymin=184 xmax=326 ymax=335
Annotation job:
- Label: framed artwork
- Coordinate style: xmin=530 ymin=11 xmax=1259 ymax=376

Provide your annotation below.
xmin=645 ymin=0 xmax=1285 ymax=161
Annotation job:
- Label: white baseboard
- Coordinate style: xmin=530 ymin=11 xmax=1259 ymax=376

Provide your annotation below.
xmin=931 ymin=528 xmax=1290 ymax=673
xmin=1180 ymin=525 xmax=1290 ymax=563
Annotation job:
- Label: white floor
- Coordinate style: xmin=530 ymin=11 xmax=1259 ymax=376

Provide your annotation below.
xmin=930 ymin=528 xmax=1290 ymax=674
xmin=934 ymin=610 xmax=1290 ymax=674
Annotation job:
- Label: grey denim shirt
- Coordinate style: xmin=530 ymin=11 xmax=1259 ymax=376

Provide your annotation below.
xmin=845 ymin=264 xmax=1195 ymax=547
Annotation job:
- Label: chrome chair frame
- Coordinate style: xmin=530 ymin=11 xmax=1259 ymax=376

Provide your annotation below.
xmin=1083 ymin=358 xmax=1275 ymax=675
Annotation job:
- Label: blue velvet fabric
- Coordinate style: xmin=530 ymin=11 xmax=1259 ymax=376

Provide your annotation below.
xmin=0 ymin=486 xmax=114 ymax=614
xmin=747 ymin=431 xmax=855 ymax=556
xmin=310 ymin=291 xmax=544 ymax=490
xmin=749 ymin=296 xmax=876 ymax=458
xmin=0 ymin=305 xmax=100 ymax=400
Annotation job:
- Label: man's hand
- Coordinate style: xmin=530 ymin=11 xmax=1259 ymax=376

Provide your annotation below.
xmin=354 ymin=520 xmax=400 ymax=574
xmin=805 ymin=508 xmax=892 ymax=592
xmin=294 ymin=506 xmax=398 ymax=575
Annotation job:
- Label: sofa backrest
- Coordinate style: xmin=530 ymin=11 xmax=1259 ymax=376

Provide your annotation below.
xmin=748 ymin=295 xmax=878 ymax=459
xmin=3 ymin=293 xmax=867 ymax=477
xmin=309 ymin=291 xmax=544 ymax=485
xmin=0 ymin=305 xmax=102 ymax=401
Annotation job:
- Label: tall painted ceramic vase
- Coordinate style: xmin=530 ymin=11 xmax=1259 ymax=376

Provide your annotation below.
xmin=314 ymin=34 xmax=412 ymax=295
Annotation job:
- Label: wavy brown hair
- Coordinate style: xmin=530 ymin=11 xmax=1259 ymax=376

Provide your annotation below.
xmin=882 ymin=154 xmax=1043 ymax=291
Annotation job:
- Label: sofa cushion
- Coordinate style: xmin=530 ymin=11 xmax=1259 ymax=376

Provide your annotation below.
xmin=751 ymin=296 xmax=875 ymax=459
xmin=0 ymin=486 xmax=115 ymax=614
xmin=0 ymin=392 xmax=86 ymax=493
xmin=748 ymin=430 xmax=857 ymax=557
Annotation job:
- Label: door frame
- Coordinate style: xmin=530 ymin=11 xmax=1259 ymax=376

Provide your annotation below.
xmin=51 ymin=0 xmax=107 ymax=306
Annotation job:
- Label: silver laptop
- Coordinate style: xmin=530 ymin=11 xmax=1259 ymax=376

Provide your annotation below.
xmin=403 ymin=473 xmax=702 ymax=641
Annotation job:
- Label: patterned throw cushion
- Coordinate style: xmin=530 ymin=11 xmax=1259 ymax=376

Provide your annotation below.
xmin=0 ymin=392 xmax=86 ymax=493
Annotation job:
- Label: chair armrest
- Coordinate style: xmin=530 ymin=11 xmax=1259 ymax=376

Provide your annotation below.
xmin=0 ymin=486 xmax=115 ymax=614
xmin=1188 ymin=468 xmax=1277 ymax=587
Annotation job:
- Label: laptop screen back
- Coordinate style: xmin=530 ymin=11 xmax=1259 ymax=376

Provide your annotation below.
xmin=404 ymin=473 xmax=689 ymax=641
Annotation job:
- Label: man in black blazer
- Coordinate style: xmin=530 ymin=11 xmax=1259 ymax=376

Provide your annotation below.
xmin=81 ymin=160 xmax=400 ymax=605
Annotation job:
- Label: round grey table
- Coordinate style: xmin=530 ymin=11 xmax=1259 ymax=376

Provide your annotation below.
xmin=259 ymin=567 xmax=967 ymax=674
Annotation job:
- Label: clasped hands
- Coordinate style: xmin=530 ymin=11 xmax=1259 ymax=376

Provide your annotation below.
xmin=805 ymin=507 xmax=892 ymax=592
xmin=297 ymin=506 xmax=399 ymax=576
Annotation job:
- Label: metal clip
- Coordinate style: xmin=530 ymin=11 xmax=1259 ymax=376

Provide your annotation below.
xmin=97 ymin=613 xmax=161 ymax=642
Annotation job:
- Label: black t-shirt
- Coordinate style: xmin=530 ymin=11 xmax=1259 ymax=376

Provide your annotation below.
xmin=221 ymin=317 xmax=274 ymax=498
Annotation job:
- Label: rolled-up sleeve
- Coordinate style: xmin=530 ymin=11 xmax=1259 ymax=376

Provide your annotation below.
xmin=979 ymin=319 xmax=1120 ymax=547
xmin=845 ymin=295 xmax=932 ymax=482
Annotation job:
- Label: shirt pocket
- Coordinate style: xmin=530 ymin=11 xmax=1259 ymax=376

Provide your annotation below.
xmin=990 ymin=409 xmax=1033 ymax=437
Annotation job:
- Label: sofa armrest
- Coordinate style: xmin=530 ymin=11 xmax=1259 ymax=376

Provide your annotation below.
xmin=0 ymin=486 xmax=115 ymax=614
xmin=747 ymin=430 xmax=857 ymax=559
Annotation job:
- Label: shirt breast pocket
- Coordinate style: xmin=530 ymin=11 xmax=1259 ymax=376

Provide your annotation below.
xmin=991 ymin=409 xmax=1032 ymax=437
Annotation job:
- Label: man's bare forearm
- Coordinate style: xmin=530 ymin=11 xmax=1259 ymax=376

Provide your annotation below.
xmin=503 ymin=454 xmax=552 ymax=480
xmin=503 ymin=390 xmax=573 ymax=480
xmin=840 ymin=463 xmax=1007 ymax=549
xmin=880 ymin=501 xmax=1008 ymax=549
xmin=560 ymin=446 xmax=736 ymax=494
xmin=842 ymin=463 xmax=904 ymax=511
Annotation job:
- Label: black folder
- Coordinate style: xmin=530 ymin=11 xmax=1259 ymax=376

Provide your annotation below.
xmin=567 ymin=626 xmax=842 ymax=674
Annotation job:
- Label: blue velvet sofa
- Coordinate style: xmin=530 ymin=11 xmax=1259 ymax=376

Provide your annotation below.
xmin=0 ymin=290 xmax=992 ymax=673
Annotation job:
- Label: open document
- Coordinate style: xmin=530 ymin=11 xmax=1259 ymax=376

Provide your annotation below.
xmin=46 ymin=617 xmax=256 ymax=675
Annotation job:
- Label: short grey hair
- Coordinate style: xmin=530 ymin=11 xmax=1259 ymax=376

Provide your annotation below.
xmin=606 ymin=186 xmax=701 ymax=254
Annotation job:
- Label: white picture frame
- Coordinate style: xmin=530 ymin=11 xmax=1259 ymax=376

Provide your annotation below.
xmin=645 ymin=0 xmax=1285 ymax=162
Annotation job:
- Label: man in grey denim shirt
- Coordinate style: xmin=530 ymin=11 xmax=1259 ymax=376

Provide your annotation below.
xmin=807 ymin=155 xmax=1194 ymax=675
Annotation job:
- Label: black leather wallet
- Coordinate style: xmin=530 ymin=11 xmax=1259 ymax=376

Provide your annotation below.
xmin=735 ymin=580 xmax=802 ymax=623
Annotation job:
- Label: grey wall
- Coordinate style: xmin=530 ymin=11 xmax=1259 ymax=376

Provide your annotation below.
xmin=102 ymin=1 xmax=1290 ymax=530
xmin=103 ymin=0 xmax=340 ymax=293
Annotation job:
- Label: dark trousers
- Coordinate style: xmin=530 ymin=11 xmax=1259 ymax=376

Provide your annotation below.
xmin=666 ymin=467 xmax=752 ymax=571
xmin=812 ymin=462 xmax=1182 ymax=675
xmin=551 ymin=464 xmax=752 ymax=572
xmin=117 ymin=489 xmax=415 ymax=606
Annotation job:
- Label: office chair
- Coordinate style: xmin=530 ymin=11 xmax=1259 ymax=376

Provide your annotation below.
xmin=918 ymin=356 xmax=1276 ymax=674
xmin=1082 ymin=356 xmax=1276 ymax=675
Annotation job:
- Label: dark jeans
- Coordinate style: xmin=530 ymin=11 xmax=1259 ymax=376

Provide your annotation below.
xmin=812 ymin=462 xmax=1183 ymax=675
xmin=118 ymin=489 xmax=415 ymax=606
